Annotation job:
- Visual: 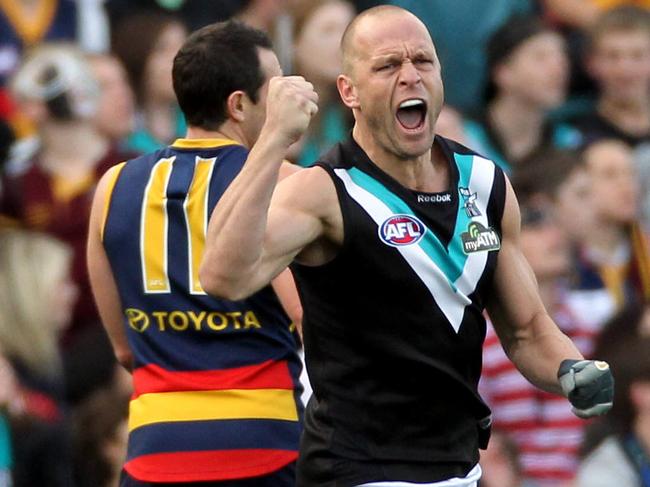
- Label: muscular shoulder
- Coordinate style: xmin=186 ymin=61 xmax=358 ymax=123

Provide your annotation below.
xmin=277 ymin=165 xmax=338 ymax=214
xmin=499 ymin=174 xmax=521 ymax=244
xmin=275 ymin=165 xmax=343 ymax=248
xmin=279 ymin=160 xmax=300 ymax=180
xmin=91 ymin=162 xmax=127 ymax=239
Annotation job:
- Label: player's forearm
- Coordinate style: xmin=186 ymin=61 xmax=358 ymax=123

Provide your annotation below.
xmin=200 ymin=131 xmax=289 ymax=299
xmin=503 ymin=313 xmax=583 ymax=396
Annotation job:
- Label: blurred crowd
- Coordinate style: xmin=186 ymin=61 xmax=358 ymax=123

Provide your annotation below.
xmin=0 ymin=0 xmax=648 ymax=486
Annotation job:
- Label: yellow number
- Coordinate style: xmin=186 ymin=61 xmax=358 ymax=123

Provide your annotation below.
xmin=184 ymin=157 xmax=215 ymax=295
xmin=141 ymin=157 xmax=174 ymax=293
xmin=141 ymin=156 xmax=215 ymax=294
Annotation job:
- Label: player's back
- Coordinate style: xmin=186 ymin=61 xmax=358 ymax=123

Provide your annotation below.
xmin=102 ymin=138 xmax=302 ymax=483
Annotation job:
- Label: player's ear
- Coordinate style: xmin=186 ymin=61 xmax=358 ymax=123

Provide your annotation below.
xmin=337 ymin=74 xmax=360 ymax=109
xmin=226 ymin=90 xmax=246 ymax=123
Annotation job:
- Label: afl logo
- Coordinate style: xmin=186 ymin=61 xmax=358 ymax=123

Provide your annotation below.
xmin=379 ymin=214 xmax=425 ymax=247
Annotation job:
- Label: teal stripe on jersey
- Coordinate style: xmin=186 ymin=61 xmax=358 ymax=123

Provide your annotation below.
xmin=449 ymin=153 xmax=473 ymax=277
xmin=335 ymin=169 xmax=471 ymax=332
xmin=347 ymin=165 xmax=473 ymax=287
xmin=337 ymin=155 xmax=496 ymax=334
xmin=451 ymin=155 xmax=496 ymax=296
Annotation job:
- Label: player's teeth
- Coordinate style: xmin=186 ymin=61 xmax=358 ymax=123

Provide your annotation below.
xmin=399 ymin=99 xmax=423 ymax=109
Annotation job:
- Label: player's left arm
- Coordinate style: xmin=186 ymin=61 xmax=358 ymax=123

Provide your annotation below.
xmin=271 ymin=269 xmax=303 ymax=335
xmin=486 ymin=177 xmax=613 ymax=418
xmin=87 ymin=166 xmax=133 ymax=372
xmin=271 ymin=160 xmax=303 ymax=335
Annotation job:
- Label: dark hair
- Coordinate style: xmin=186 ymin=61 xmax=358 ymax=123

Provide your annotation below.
xmin=484 ymin=15 xmax=552 ymax=101
xmin=72 ymin=385 xmax=130 ymax=487
xmin=580 ymin=304 xmax=650 ymax=457
xmin=172 ymin=21 xmax=273 ymax=130
xmin=511 ymin=148 xmax=584 ymax=202
xmin=112 ymin=12 xmax=183 ymax=104
xmin=587 ymin=6 xmax=650 ymax=53
xmin=599 ymin=335 xmax=650 ymax=435
xmin=593 ymin=303 xmax=646 ymax=360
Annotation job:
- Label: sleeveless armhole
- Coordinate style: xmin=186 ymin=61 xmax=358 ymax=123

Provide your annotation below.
xmin=100 ymin=161 xmax=127 ymax=242
xmin=489 ymin=164 xmax=507 ymax=238
xmin=302 ymin=162 xmax=352 ymax=268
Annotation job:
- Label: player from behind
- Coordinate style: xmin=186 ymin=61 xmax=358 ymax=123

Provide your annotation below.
xmin=87 ymin=21 xmax=304 ymax=486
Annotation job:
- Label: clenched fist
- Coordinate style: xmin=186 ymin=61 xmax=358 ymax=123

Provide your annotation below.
xmin=558 ymin=359 xmax=614 ymax=419
xmin=264 ymin=76 xmax=319 ymax=147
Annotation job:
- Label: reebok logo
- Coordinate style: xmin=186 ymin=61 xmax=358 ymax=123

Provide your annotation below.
xmin=417 ymin=193 xmax=451 ymax=203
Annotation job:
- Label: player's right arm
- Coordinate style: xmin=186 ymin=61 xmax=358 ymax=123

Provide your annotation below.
xmin=270 ymin=161 xmax=305 ymax=335
xmin=200 ymin=76 xmax=339 ymax=300
xmin=87 ymin=165 xmax=133 ymax=371
xmin=487 ymin=177 xmax=613 ymax=417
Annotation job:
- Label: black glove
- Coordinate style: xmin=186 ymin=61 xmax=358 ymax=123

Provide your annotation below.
xmin=558 ymin=359 xmax=614 ymax=419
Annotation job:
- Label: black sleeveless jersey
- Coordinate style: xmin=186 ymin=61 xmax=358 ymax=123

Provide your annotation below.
xmin=292 ymin=135 xmax=506 ymax=486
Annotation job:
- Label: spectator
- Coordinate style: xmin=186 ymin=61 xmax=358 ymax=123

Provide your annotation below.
xmin=511 ymin=148 xmax=617 ymax=330
xmin=578 ymin=302 xmax=650 ymax=458
xmin=594 ymin=303 xmax=650 ymax=357
xmin=87 ymin=52 xmax=136 ymax=151
xmin=0 ymin=0 xmax=78 ymax=86
xmin=577 ymin=333 xmax=650 ymax=487
xmin=1 ymin=43 xmax=134 ymax=347
xmin=112 ymin=12 xmax=187 ymax=153
xmin=289 ymin=0 xmax=354 ymax=166
xmin=568 ymin=6 xmax=650 ymax=148
xmin=464 ymin=15 xmax=577 ymax=172
xmin=0 ymin=229 xmax=77 ymax=487
xmin=573 ymin=139 xmax=650 ymax=310
xmin=72 ymin=377 xmax=130 ymax=487
xmin=512 ymin=149 xmax=595 ymax=246
xmin=481 ymin=196 xmax=596 ymax=486
xmin=543 ymin=0 xmax=650 ymax=30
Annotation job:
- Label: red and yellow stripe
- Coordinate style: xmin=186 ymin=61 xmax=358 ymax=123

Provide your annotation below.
xmin=129 ymin=360 xmax=299 ymax=432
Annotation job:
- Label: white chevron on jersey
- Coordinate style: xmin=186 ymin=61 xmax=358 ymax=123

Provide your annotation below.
xmin=334 ymin=155 xmax=495 ymax=333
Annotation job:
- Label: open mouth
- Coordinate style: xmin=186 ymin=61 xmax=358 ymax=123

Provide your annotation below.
xmin=396 ymin=99 xmax=427 ymax=130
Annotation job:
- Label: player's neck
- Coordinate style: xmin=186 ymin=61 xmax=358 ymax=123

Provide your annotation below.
xmin=352 ymin=125 xmax=448 ymax=192
xmin=185 ymin=124 xmax=248 ymax=148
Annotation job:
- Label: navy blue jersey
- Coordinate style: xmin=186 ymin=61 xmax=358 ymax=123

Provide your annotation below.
xmin=102 ymin=138 xmax=302 ymax=483
xmin=292 ymin=135 xmax=506 ymax=485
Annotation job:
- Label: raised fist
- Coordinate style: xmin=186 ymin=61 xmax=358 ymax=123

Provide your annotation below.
xmin=264 ymin=76 xmax=319 ymax=146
